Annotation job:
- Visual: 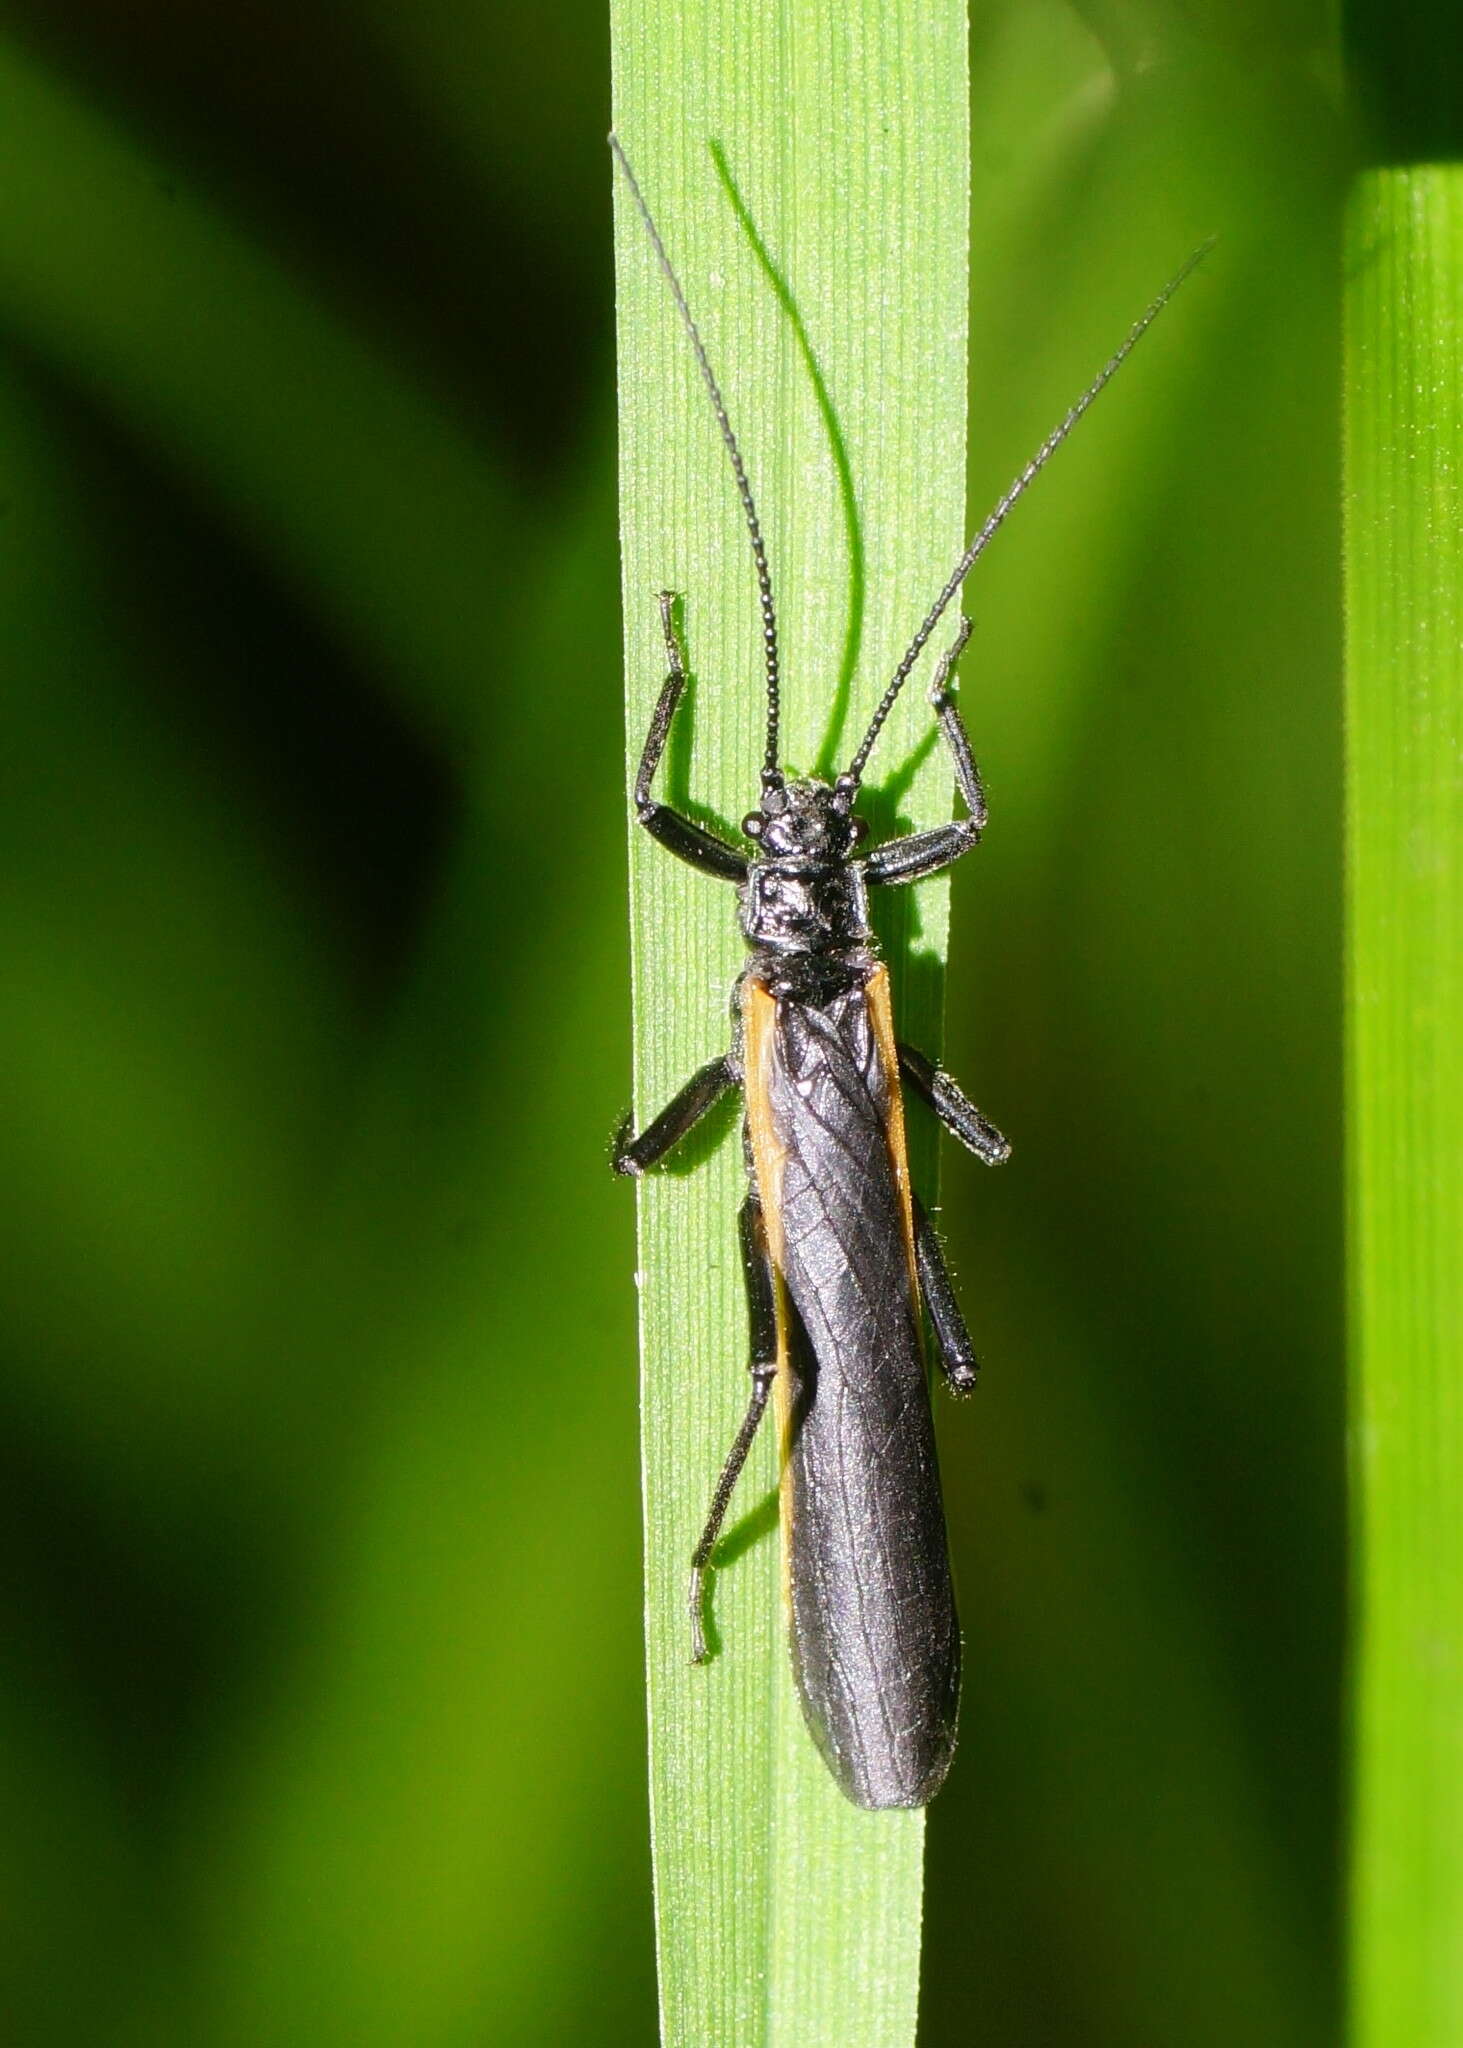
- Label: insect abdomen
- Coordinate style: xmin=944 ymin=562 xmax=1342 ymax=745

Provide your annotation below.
xmin=743 ymin=976 xmax=961 ymax=1810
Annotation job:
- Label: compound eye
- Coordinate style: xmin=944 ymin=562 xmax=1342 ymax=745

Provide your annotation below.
xmin=742 ymin=812 xmax=764 ymax=839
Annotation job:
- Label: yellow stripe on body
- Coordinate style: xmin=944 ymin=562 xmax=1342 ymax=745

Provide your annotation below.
xmin=739 ymin=977 xmax=796 ymax=1621
xmin=862 ymin=963 xmax=924 ymax=1312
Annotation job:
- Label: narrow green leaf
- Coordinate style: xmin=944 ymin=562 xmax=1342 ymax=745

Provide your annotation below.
xmin=1346 ymin=166 xmax=1463 ymax=2046
xmin=610 ymin=2 xmax=969 ymax=2040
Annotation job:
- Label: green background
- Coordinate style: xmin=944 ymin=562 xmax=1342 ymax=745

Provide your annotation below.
xmin=0 ymin=2 xmax=1346 ymax=2042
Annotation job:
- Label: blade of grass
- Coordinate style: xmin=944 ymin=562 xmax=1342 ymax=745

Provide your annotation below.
xmin=1345 ymin=166 xmax=1463 ymax=2046
xmin=610 ymin=3 xmax=969 ymax=2040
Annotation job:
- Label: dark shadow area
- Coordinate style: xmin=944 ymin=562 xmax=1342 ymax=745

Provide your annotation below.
xmin=711 ymin=1484 xmax=779 ymax=1569
xmin=696 ymin=1485 xmax=780 ymax=1664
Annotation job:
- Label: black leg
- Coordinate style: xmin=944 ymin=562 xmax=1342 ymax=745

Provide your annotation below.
xmin=688 ymin=1196 xmax=778 ymax=1662
xmin=633 ymin=593 xmax=685 ymax=805
xmin=862 ymin=816 xmax=980 ymax=886
xmin=613 ymin=1055 xmax=738 ymax=1176
xmin=899 ymin=1042 xmax=1011 ymax=1166
xmin=929 ymin=615 xmax=987 ymax=824
xmin=862 ymin=617 xmax=987 ymax=887
xmin=635 ymin=593 xmax=749 ymax=883
xmin=913 ymin=1196 xmax=979 ymax=1395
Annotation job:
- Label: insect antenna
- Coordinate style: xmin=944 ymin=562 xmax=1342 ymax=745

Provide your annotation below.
xmin=611 ymin=135 xmax=784 ymax=785
xmin=846 ymin=238 xmax=1215 ymax=785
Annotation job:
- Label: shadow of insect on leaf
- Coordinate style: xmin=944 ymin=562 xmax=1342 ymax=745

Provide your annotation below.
xmin=695 ymin=1487 xmax=781 ymax=1662
xmin=709 ymin=140 xmax=867 ymax=780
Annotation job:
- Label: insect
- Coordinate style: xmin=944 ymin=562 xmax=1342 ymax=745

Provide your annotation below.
xmin=610 ymin=135 xmax=1207 ymax=1809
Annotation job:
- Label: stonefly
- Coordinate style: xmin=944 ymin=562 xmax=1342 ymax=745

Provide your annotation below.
xmin=611 ymin=135 xmax=1208 ymax=1809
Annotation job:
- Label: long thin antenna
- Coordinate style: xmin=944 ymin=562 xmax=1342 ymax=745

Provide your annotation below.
xmin=611 ymin=135 xmax=784 ymax=783
xmin=847 ymin=238 xmax=1215 ymax=784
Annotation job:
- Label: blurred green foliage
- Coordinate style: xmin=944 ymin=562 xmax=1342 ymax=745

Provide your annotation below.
xmin=0 ymin=2 xmax=1347 ymax=2043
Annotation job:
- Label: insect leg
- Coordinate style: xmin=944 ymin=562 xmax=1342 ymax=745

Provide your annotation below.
xmin=635 ymin=592 xmax=749 ymax=882
xmin=913 ymin=1196 xmax=979 ymax=1395
xmin=861 ymin=617 xmax=986 ymax=886
xmin=613 ymin=1055 xmax=738 ymax=1176
xmin=929 ymin=614 xmax=987 ymax=820
xmin=687 ymin=1195 xmax=778 ymax=1662
xmin=899 ymin=1042 xmax=1011 ymax=1165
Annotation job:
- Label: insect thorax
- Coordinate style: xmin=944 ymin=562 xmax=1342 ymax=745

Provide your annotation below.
xmin=738 ymin=779 xmax=873 ymax=994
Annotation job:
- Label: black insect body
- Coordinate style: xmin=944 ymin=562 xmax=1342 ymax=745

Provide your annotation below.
xmin=750 ymin=958 xmax=973 ymax=1808
xmin=610 ymin=136 xmax=1206 ymax=1809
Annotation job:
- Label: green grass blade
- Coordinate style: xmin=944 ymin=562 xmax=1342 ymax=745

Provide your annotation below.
xmin=610 ymin=3 xmax=969 ymax=2039
xmin=1346 ymin=166 xmax=1463 ymax=2046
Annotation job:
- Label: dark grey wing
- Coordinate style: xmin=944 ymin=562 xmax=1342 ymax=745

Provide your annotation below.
xmin=769 ymin=988 xmax=960 ymax=1809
